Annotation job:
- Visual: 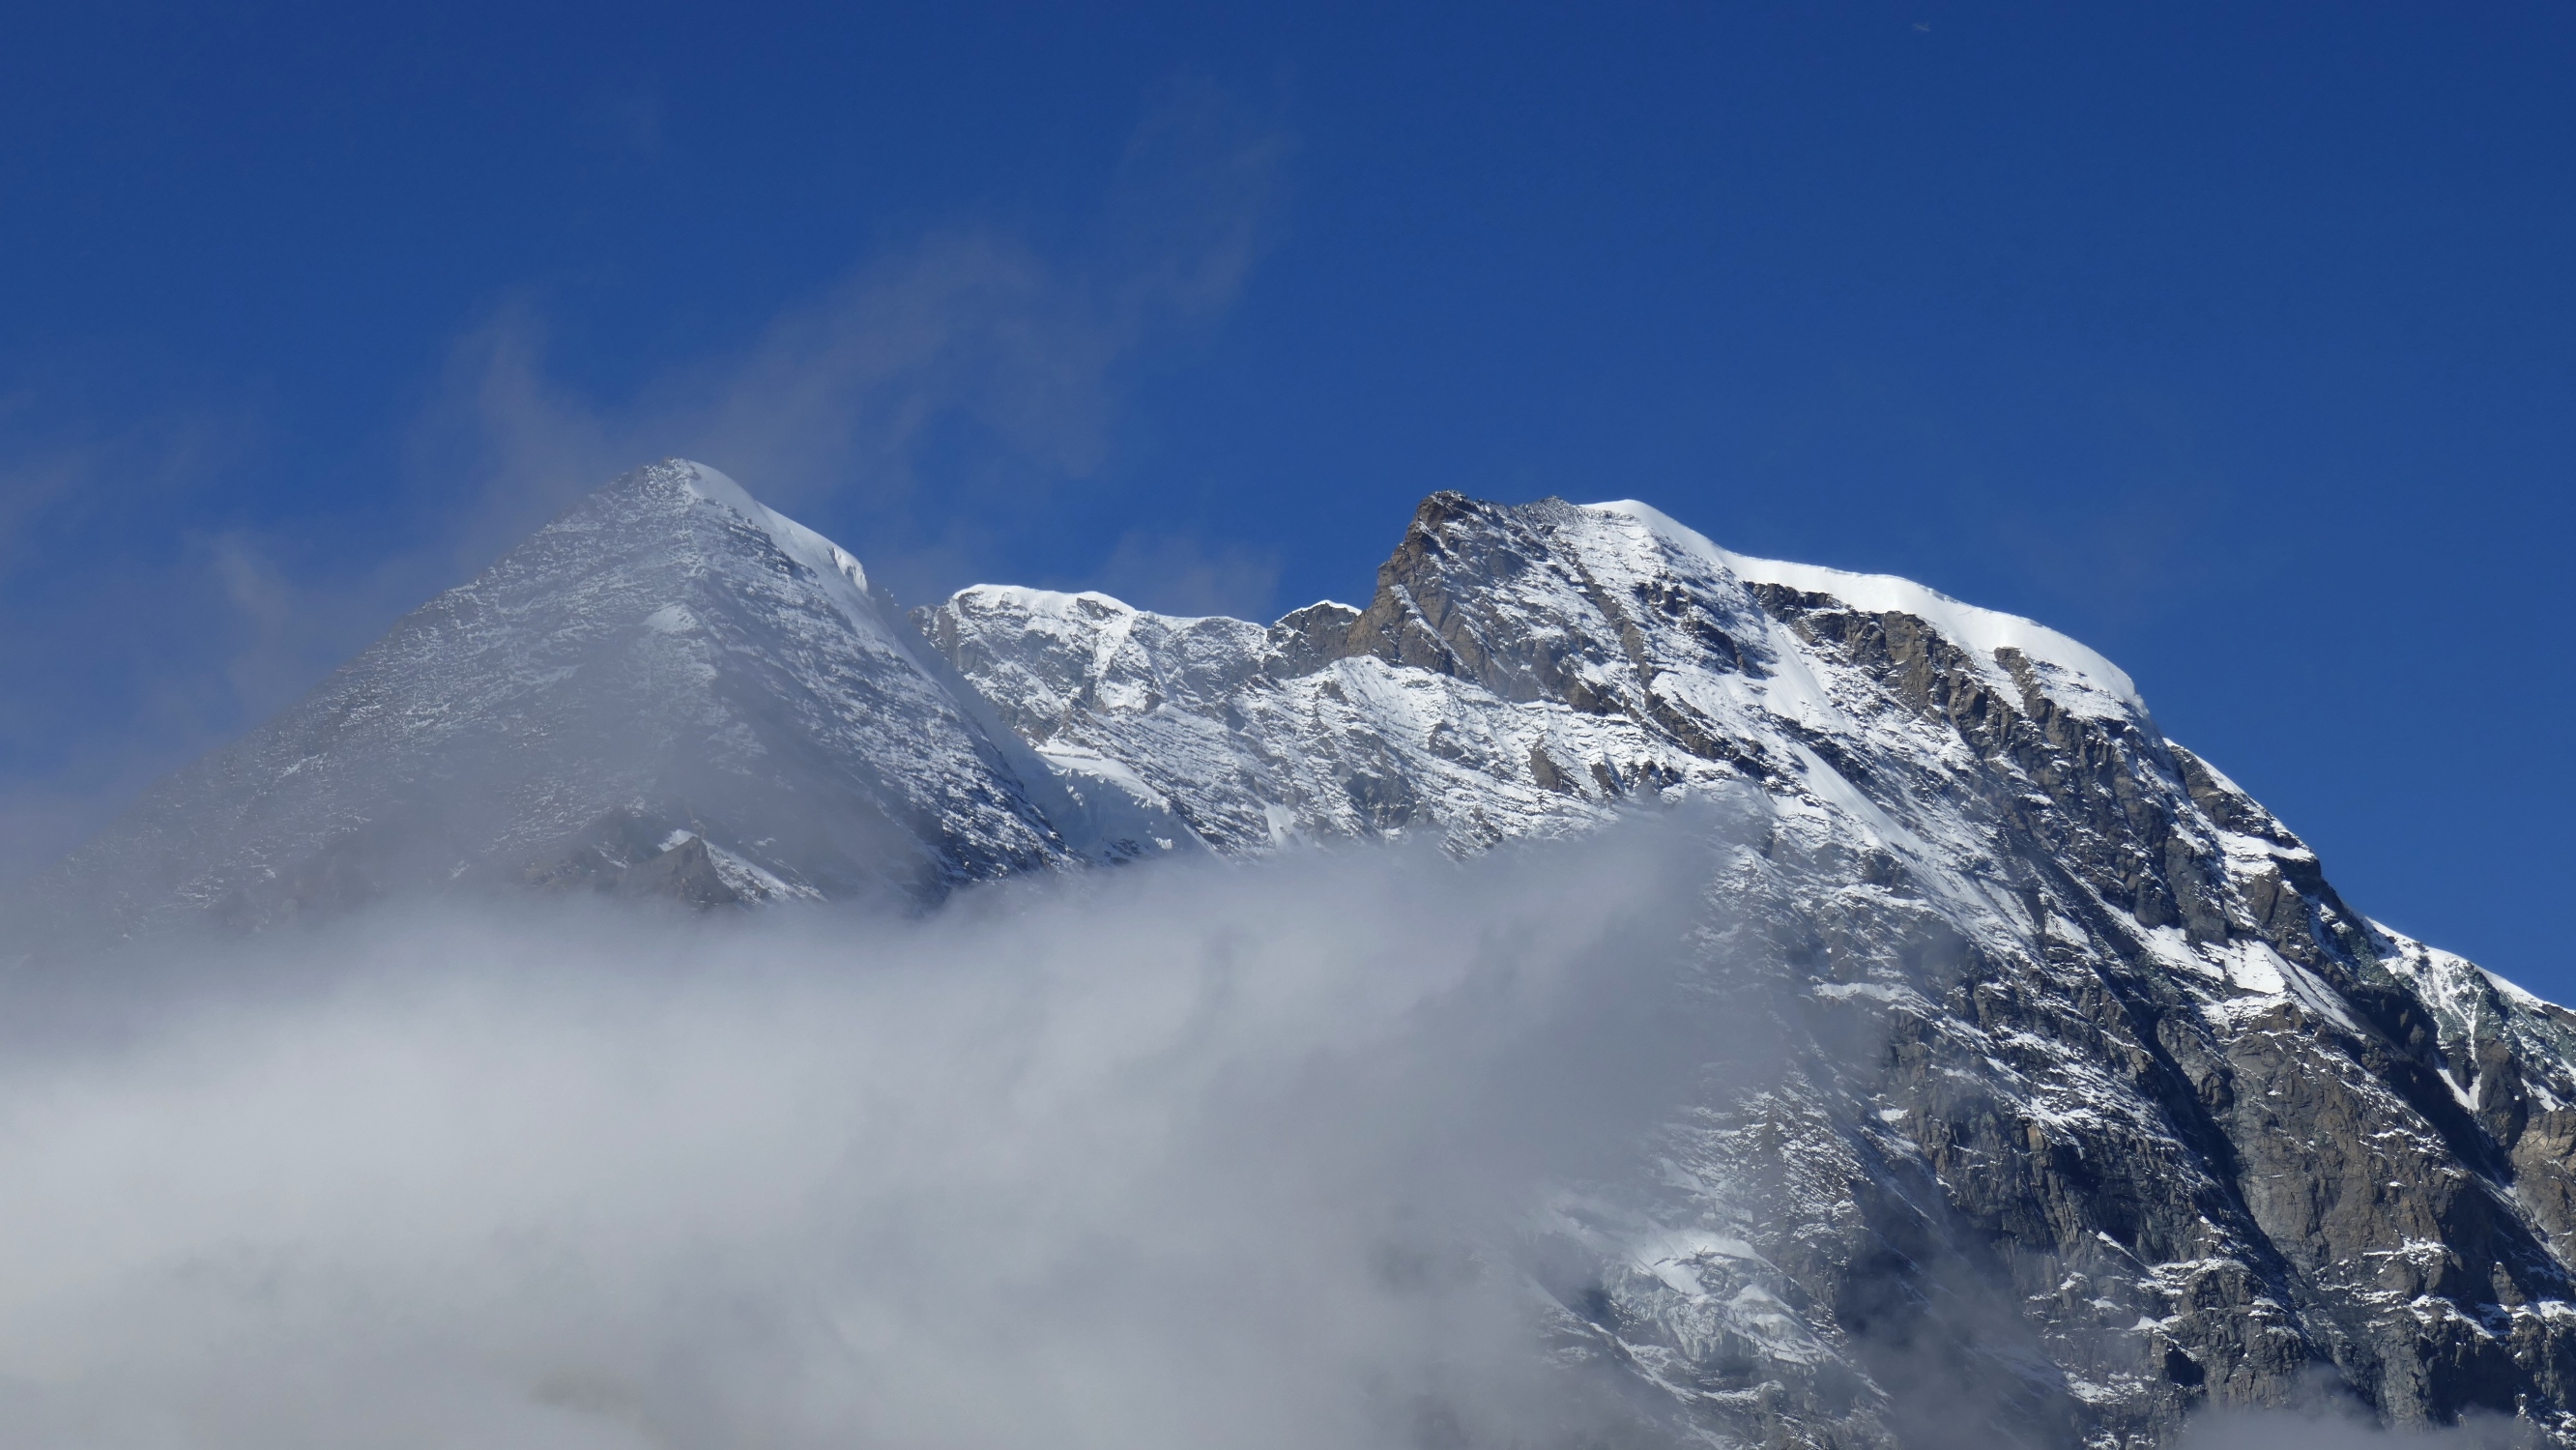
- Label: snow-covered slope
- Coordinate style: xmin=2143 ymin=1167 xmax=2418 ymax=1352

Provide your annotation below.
xmin=27 ymin=461 xmax=1098 ymax=937
xmin=918 ymin=492 xmax=2148 ymax=864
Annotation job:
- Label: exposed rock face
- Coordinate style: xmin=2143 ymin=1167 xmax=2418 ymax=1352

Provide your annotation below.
xmin=19 ymin=465 xmax=2576 ymax=1444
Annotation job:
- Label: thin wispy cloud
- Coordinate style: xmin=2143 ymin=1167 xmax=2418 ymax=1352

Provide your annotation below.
xmin=1089 ymin=527 xmax=1285 ymax=620
xmin=416 ymin=74 xmax=1289 ymax=603
xmin=0 ymin=77 xmax=1288 ymax=884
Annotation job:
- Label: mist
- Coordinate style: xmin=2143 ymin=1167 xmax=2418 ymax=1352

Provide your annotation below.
xmin=0 ymin=798 xmax=2536 ymax=1447
xmin=0 ymin=817 xmax=1742 ymax=1449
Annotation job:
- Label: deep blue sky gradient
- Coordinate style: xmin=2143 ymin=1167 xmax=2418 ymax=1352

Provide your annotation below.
xmin=3 ymin=3 xmax=2569 ymax=986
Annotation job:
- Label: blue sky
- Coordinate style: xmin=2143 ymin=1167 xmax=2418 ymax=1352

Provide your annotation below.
xmin=2 ymin=3 xmax=2569 ymax=987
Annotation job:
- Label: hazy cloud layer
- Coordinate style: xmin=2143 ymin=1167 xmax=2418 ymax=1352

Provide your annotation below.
xmin=0 ymin=810 xmax=2534 ymax=1446
xmin=0 ymin=392 xmax=276 ymax=884
xmin=2179 ymin=1404 xmax=2534 ymax=1448
xmin=0 ymin=824 xmax=1717 ymax=1449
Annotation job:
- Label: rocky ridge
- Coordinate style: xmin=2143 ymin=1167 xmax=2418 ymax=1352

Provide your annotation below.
xmin=921 ymin=489 xmax=2576 ymax=1446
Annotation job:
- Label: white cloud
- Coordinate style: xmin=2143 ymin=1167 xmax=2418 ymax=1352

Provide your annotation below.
xmin=0 ymin=820 xmax=1719 ymax=1448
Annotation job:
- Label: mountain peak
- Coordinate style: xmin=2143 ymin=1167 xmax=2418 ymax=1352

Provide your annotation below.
xmin=608 ymin=457 xmax=879 ymax=603
xmin=26 ymin=461 xmax=1070 ymax=939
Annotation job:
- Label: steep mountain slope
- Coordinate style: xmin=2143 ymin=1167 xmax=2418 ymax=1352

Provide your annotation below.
xmin=923 ymin=491 xmax=2576 ymax=1446
xmin=19 ymin=460 xmax=1171 ymax=942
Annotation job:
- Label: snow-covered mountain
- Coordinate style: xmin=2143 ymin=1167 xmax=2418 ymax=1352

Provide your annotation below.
xmin=18 ymin=461 xmax=2576 ymax=1444
xmin=924 ymin=487 xmax=2576 ymax=1444
xmin=22 ymin=461 xmax=1158 ymax=939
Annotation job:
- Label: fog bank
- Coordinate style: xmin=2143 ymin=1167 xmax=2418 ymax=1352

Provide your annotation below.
xmin=0 ymin=807 xmax=2530 ymax=1447
xmin=0 ymin=819 xmax=1732 ymax=1448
